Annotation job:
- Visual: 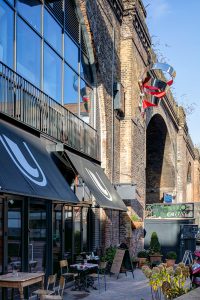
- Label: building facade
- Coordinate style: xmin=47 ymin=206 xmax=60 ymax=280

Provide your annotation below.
xmin=0 ymin=0 xmax=200 ymax=298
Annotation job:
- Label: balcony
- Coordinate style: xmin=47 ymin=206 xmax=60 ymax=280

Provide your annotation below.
xmin=0 ymin=61 xmax=99 ymax=160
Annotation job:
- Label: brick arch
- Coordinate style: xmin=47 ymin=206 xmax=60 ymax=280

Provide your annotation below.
xmin=146 ymin=114 xmax=175 ymax=204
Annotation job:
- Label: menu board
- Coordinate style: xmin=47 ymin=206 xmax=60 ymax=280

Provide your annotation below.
xmin=110 ymin=249 xmax=125 ymax=275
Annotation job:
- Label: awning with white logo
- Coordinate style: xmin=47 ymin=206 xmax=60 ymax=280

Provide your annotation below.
xmin=0 ymin=119 xmax=79 ymax=203
xmin=65 ymin=150 xmax=127 ymax=211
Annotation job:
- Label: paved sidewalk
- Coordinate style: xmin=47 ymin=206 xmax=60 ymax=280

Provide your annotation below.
xmin=63 ymin=268 xmax=152 ymax=300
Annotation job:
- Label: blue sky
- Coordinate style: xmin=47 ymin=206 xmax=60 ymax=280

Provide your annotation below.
xmin=143 ymin=0 xmax=200 ymax=145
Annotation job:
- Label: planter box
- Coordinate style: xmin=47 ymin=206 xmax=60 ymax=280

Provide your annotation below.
xmin=166 ymin=259 xmax=176 ymax=267
xmin=149 ymin=254 xmax=163 ymax=264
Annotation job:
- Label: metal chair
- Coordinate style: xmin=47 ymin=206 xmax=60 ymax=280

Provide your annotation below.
xmin=59 ymin=259 xmax=78 ymax=282
xmin=32 ymin=274 xmax=57 ymax=298
xmin=88 ymin=261 xmax=107 ymax=293
xmin=40 ymin=276 xmax=65 ymax=300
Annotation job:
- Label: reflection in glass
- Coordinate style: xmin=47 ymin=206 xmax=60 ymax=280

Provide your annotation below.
xmin=74 ymin=207 xmax=81 ymax=255
xmin=80 ymin=80 xmax=92 ymax=123
xmin=17 ymin=18 xmax=41 ymax=87
xmin=17 ymin=0 xmax=41 ymax=32
xmin=53 ymin=204 xmax=62 ymax=273
xmin=44 ymin=44 xmax=62 ymax=102
xmin=80 ymin=53 xmax=93 ymax=85
xmin=7 ymin=0 xmax=14 ymax=5
xmin=0 ymin=200 xmax=3 ymax=273
xmin=64 ymin=206 xmax=73 ymax=262
xmin=44 ymin=9 xmax=62 ymax=54
xmin=64 ymin=64 xmax=78 ymax=114
xmin=8 ymin=200 xmax=22 ymax=273
xmin=65 ymin=34 xmax=78 ymax=71
xmin=29 ymin=202 xmax=46 ymax=272
xmin=0 ymin=1 xmax=14 ymax=68
xmin=82 ymin=207 xmax=88 ymax=252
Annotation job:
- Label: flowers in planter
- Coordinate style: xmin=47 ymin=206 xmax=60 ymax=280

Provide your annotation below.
xmin=142 ymin=263 xmax=190 ymax=300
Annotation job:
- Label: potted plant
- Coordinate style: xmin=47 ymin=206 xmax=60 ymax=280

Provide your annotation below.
xmin=149 ymin=232 xmax=162 ymax=264
xmin=166 ymin=251 xmax=177 ymax=267
xmin=137 ymin=250 xmax=148 ymax=268
xmin=132 ymin=256 xmax=139 ymax=269
xmin=130 ymin=214 xmax=143 ymax=229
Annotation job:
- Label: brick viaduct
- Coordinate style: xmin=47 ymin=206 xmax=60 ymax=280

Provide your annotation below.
xmin=77 ymin=0 xmax=200 ymax=253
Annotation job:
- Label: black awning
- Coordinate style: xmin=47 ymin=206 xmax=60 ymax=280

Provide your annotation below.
xmin=0 ymin=119 xmax=78 ymax=203
xmin=65 ymin=150 xmax=127 ymax=211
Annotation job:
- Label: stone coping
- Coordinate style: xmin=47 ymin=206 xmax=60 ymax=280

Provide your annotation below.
xmin=175 ymin=287 xmax=200 ymax=299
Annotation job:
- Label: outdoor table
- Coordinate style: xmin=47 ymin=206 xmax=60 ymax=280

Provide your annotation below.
xmin=70 ymin=263 xmax=98 ymax=292
xmin=0 ymin=272 xmax=44 ymax=300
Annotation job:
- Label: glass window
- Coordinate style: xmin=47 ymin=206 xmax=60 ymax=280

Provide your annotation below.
xmin=64 ymin=206 xmax=73 ymax=261
xmin=0 ymin=0 xmax=14 ymax=68
xmin=80 ymin=79 xmax=92 ymax=123
xmin=64 ymin=64 xmax=78 ymax=114
xmin=65 ymin=34 xmax=78 ymax=72
xmin=44 ymin=43 xmax=62 ymax=102
xmin=74 ymin=207 xmax=81 ymax=255
xmin=80 ymin=53 xmax=93 ymax=85
xmin=82 ymin=207 xmax=88 ymax=252
xmin=17 ymin=17 xmax=41 ymax=87
xmin=8 ymin=200 xmax=22 ymax=273
xmin=7 ymin=0 xmax=14 ymax=6
xmin=44 ymin=9 xmax=62 ymax=54
xmin=17 ymin=0 xmax=41 ymax=32
xmin=29 ymin=202 xmax=46 ymax=272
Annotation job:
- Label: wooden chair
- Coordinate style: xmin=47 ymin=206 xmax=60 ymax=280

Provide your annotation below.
xmin=32 ymin=274 xmax=57 ymax=297
xmin=59 ymin=259 xmax=78 ymax=281
xmin=88 ymin=261 xmax=107 ymax=293
xmin=40 ymin=276 xmax=65 ymax=300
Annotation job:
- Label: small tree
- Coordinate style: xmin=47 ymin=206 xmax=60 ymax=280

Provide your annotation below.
xmin=149 ymin=232 xmax=161 ymax=254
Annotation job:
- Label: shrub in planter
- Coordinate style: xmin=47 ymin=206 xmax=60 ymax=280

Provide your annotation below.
xmin=166 ymin=251 xmax=177 ymax=267
xmin=149 ymin=232 xmax=162 ymax=264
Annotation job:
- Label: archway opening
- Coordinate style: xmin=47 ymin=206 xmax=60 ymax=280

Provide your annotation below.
xmin=146 ymin=114 xmax=175 ymax=204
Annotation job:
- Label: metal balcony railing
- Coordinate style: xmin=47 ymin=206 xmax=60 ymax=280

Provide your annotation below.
xmin=0 ymin=61 xmax=99 ymax=160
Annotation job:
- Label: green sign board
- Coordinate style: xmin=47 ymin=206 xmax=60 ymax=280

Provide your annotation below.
xmin=146 ymin=203 xmax=194 ymax=219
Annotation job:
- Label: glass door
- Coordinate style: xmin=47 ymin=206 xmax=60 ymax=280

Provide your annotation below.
xmin=53 ymin=204 xmax=62 ymax=273
xmin=29 ymin=201 xmax=46 ymax=272
xmin=7 ymin=199 xmax=22 ymax=273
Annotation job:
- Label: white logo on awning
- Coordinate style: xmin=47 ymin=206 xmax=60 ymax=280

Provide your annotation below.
xmin=85 ymin=168 xmax=112 ymax=201
xmin=0 ymin=134 xmax=47 ymax=186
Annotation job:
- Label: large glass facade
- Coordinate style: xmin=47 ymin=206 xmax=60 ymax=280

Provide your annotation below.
xmin=44 ymin=9 xmax=62 ymax=54
xmin=17 ymin=0 xmax=41 ymax=32
xmin=0 ymin=0 xmax=14 ymax=68
xmin=0 ymin=0 xmax=94 ymax=124
xmin=17 ymin=17 xmax=41 ymax=87
xmin=44 ymin=44 xmax=62 ymax=102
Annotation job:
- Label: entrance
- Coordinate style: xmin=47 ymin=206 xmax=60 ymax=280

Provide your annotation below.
xmin=146 ymin=114 xmax=175 ymax=204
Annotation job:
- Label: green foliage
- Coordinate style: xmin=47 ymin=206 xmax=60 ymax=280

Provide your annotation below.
xmin=142 ymin=262 xmax=190 ymax=300
xmin=166 ymin=251 xmax=177 ymax=260
xmin=130 ymin=213 xmax=141 ymax=222
xmin=104 ymin=245 xmax=117 ymax=263
xmin=149 ymin=232 xmax=161 ymax=254
xmin=137 ymin=250 xmax=148 ymax=258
